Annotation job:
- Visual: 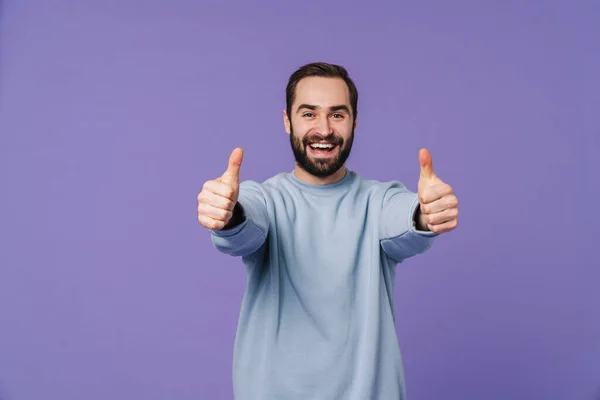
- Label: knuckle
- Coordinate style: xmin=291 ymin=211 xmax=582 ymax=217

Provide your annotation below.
xmin=199 ymin=216 xmax=211 ymax=228
xmin=210 ymin=220 xmax=223 ymax=230
xmin=215 ymin=209 xmax=224 ymax=220
xmin=448 ymin=197 xmax=458 ymax=208
xmin=222 ymin=209 xmax=233 ymax=221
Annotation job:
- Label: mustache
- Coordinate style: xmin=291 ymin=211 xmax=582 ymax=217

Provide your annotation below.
xmin=302 ymin=134 xmax=343 ymax=146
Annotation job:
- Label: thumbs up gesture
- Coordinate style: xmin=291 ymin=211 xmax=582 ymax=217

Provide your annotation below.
xmin=197 ymin=147 xmax=243 ymax=230
xmin=416 ymin=148 xmax=459 ymax=233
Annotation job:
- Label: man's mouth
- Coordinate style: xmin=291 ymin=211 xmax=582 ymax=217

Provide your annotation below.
xmin=307 ymin=141 xmax=338 ymax=157
xmin=309 ymin=142 xmax=336 ymax=149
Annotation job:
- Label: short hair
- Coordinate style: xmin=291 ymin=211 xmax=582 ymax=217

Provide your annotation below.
xmin=285 ymin=62 xmax=358 ymax=122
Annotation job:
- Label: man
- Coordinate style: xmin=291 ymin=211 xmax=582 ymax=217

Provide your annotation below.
xmin=197 ymin=62 xmax=459 ymax=399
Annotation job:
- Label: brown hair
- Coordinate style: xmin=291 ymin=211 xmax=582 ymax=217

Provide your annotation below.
xmin=286 ymin=62 xmax=358 ymax=122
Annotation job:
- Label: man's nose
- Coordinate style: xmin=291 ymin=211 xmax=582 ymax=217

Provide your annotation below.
xmin=315 ymin=116 xmax=332 ymax=136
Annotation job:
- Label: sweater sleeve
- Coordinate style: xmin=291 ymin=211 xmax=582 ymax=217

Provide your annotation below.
xmin=210 ymin=180 xmax=269 ymax=257
xmin=379 ymin=182 xmax=438 ymax=262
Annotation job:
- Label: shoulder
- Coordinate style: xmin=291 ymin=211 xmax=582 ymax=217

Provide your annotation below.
xmin=349 ymin=171 xmax=413 ymax=198
xmin=240 ymin=172 xmax=287 ymax=188
xmin=238 ymin=172 xmax=289 ymax=197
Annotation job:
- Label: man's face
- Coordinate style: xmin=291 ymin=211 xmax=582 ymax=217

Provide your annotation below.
xmin=285 ymin=77 xmax=355 ymax=178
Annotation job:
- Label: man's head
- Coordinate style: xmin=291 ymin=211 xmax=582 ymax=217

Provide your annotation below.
xmin=283 ymin=62 xmax=358 ymax=178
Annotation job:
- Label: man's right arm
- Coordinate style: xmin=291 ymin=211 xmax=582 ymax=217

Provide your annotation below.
xmin=197 ymin=147 xmax=268 ymax=257
xmin=209 ymin=180 xmax=269 ymax=257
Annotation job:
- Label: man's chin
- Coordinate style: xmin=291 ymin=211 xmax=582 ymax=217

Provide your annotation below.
xmin=303 ymin=160 xmax=341 ymax=177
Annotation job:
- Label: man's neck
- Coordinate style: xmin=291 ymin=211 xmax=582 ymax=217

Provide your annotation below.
xmin=292 ymin=164 xmax=347 ymax=186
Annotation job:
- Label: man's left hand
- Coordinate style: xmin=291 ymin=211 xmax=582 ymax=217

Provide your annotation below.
xmin=416 ymin=148 xmax=459 ymax=233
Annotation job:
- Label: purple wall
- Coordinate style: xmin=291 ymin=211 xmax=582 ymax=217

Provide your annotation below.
xmin=1 ymin=1 xmax=598 ymax=399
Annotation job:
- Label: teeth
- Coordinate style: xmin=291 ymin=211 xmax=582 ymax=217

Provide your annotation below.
xmin=310 ymin=143 xmax=335 ymax=149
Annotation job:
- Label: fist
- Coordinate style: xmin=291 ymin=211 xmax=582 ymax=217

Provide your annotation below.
xmin=197 ymin=147 xmax=243 ymax=230
xmin=416 ymin=148 xmax=459 ymax=234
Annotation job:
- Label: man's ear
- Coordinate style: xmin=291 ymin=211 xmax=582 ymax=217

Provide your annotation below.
xmin=283 ymin=109 xmax=291 ymax=135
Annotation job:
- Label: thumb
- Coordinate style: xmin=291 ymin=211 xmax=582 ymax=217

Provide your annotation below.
xmin=419 ymin=148 xmax=436 ymax=180
xmin=220 ymin=147 xmax=243 ymax=186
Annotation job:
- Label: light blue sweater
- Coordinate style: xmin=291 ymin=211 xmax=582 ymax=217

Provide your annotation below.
xmin=210 ymin=169 xmax=437 ymax=400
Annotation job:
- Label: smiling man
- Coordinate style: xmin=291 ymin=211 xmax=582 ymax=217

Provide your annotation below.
xmin=197 ymin=62 xmax=459 ymax=399
xmin=286 ymin=74 xmax=355 ymax=184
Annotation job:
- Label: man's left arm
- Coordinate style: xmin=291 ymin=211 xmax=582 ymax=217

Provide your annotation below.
xmin=379 ymin=148 xmax=459 ymax=262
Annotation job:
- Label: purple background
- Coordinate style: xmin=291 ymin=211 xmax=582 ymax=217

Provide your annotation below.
xmin=1 ymin=1 xmax=599 ymax=399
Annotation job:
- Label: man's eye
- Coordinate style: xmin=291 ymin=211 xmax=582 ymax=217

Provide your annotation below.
xmin=332 ymin=113 xmax=343 ymax=119
xmin=303 ymin=113 xmax=314 ymax=118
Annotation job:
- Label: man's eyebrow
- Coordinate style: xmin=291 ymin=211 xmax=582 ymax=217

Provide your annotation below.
xmin=295 ymin=104 xmax=351 ymax=113
xmin=296 ymin=104 xmax=318 ymax=112
xmin=330 ymin=105 xmax=350 ymax=113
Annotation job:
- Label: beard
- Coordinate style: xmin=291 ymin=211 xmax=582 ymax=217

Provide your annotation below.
xmin=289 ymin=124 xmax=354 ymax=178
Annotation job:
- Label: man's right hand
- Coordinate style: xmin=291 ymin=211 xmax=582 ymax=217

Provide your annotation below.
xmin=197 ymin=147 xmax=243 ymax=230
